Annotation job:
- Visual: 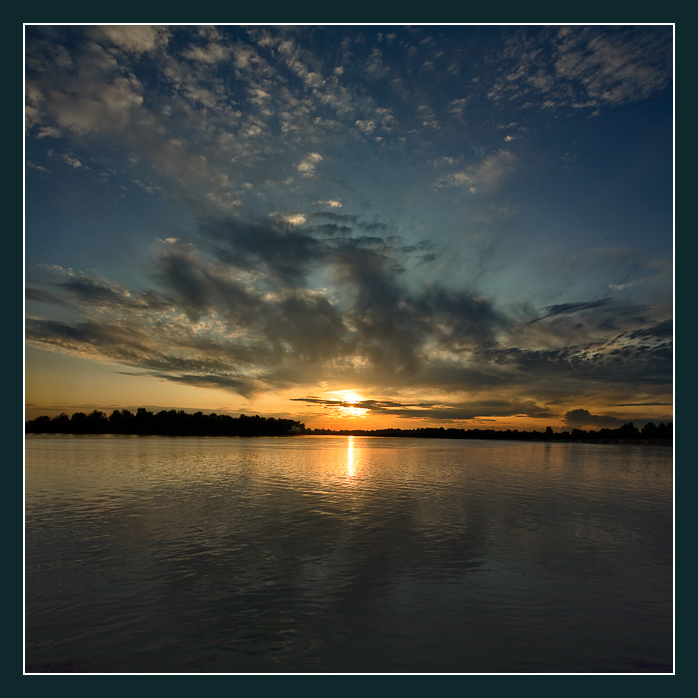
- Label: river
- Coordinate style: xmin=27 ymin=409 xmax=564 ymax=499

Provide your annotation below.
xmin=25 ymin=435 xmax=673 ymax=673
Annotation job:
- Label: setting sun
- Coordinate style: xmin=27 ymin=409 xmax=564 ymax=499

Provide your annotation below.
xmin=340 ymin=391 xmax=363 ymax=404
xmin=335 ymin=391 xmax=369 ymax=419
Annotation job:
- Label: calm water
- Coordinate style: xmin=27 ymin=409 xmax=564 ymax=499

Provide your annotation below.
xmin=25 ymin=435 xmax=673 ymax=673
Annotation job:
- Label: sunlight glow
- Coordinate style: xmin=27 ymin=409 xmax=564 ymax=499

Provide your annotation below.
xmin=347 ymin=435 xmax=355 ymax=477
xmin=341 ymin=391 xmax=363 ymax=404
xmin=336 ymin=390 xmax=369 ymax=419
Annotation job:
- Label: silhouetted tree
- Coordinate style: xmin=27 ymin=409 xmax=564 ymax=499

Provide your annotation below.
xmin=618 ymin=422 xmax=640 ymax=439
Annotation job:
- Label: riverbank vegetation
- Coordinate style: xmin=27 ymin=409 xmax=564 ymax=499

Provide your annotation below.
xmin=25 ymin=409 xmax=671 ymax=443
xmin=25 ymin=409 xmax=305 ymax=436
xmin=308 ymin=423 xmax=672 ymax=444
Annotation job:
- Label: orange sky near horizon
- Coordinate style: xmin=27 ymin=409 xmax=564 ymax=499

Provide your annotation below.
xmin=25 ymin=346 xmax=673 ymax=432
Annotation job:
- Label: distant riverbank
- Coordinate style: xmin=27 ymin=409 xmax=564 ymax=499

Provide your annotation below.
xmin=25 ymin=408 xmax=671 ymax=444
xmin=24 ymin=408 xmax=306 ymax=437
xmin=307 ymin=426 xmax=672 ymax=446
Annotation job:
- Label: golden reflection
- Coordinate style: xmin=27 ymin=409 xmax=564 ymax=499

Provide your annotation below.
xmin=347 ymin=435 xmax=355 ymax=477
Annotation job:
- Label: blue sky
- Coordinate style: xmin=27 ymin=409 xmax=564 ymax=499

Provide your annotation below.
xmin=24 ymin=25 xmax=673 ymax=429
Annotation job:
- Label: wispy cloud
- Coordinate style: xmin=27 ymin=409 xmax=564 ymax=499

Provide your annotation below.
xmin=435 ymin=150 xmax=517 ymax=194
xmin=26 ymin=160 xmax=50 ymax=173
xmin=530 ymin=298 xmax=613 ymax=323
xmin=292 ymin=396 xmax=555 ymax=421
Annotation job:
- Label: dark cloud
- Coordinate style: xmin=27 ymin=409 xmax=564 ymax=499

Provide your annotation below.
xmin=358 ymin=221 xmax=393 ymax=234
xmin=305 ymin=223 xmax=354 ymax=236
xmin=58 ymin=276 xmax=140 ymax=306
xmin=25 ymin=288 xmax=67 ymax=305
xmin=488 ymin=336 xmax=672 ymax=387
xmin=25 ymin=216 xmax=672 ymax=406
xmin=623 ymin=319 xmax=673 ymax=341
xmin=564 ymin=409 xmax=628 ymax=429
xmin=292 ymin=396 xmax=555 ymax=421
xmin=151 ymin=372 xmax=257 ymax=396
xmin=415 ymin=287 xmax=505 ymax=349
xmin=25 ymin=315 xmax=265 ymax=380
xmin=200 ymin=217 xmax=323 ymax=286
xmin=153 ymin=239 xmax=263 ymax=322
xmin=616 ymin=402 xmax=672 ymax=407
xmin=306 ymin=212 xmax=359 ymax=224
xmin=530 ymin=297 xmax=612 ymax=323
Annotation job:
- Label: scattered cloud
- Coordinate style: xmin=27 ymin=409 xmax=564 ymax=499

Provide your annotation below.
xmin=92 ymin=25 xmax=169 ymax=55
xmin=487 ymin=26 xmax=671 ymax=113
xmin=58 ymin=154 xmax=84 ymax=168
xmin=297 ymin=153 xmax=323 ymax=177
xmin=436 ymin=150 xmax=517 ymax=194
xmin=315 ymin=199 xmax=342 ymax=208
xmin=26 ymin=161 xmax=50 ymax=173
xmin=356 ymin=119 xmax=376 ymax=133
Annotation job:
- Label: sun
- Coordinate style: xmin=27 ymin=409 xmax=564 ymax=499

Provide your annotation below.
xmin=335 ymin=390 xmax=369 ymax=418
xmin=340 ymin=391 xmax=364 ymax=405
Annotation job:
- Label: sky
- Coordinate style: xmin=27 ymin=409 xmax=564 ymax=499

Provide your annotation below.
xmin=24 ymin=24 xmax=674 ymax=430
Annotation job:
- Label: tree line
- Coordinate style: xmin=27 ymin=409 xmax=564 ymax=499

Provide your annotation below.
xmin=308 ymin=422 xmax=673 ymax=443
xmin=25 ymin=409 xmax=672 ymax=443
xmin=25 ymin=408 xmax=306 ymax=437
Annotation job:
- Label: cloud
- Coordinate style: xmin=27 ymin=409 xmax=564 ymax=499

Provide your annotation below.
xmin=272 ymin=213 xmax=307 ymax=226
xmin=93 ymin=25 xmax=169 ymax=55
xmin=622 ymin=319 xmax=673 ymax=340
xmin=487 ymin=26 xmax=671 ymax=113
xmin=26 ymin=161 xmax=50 ymax=173
xmin=182 ymin=42 xmax=229 ymax=64
xmin=616 ymin=402 xmax=672 ymax=407
xmin=436 ymin=150 xmax=517 ymax=194
xmin=448 ymin=98 xmax=468 ymax=121
xmin=563 ymin=408 xmax=628 ymax=429
xmin=530 ymin=297 xmax=613 ymax=322
xmin=432 ymin=156 xmax=457 ymax=168
xmin=488 ymin=328 xmax=672 ymax=387
xmin=58 ymin=154 xmax=84 ymax=168
xmin=416 ymin=104 xmax=438 ymax=129
xmin=292 ymin=396 xmax=554 ymax=422
xmin=25 ymin=288 xmax=65 ymax=305
xmin=314 ymin=199 xmax=342 ymax=208
xmin=554 ymin=26 xmax=671 ymax=105
xmin=46 ymin=71 xmax=145 ymax=135
xmin=355 ymin=119 xmax=376 ymax=133
xmin=297 ymin=152 xmax=323 ymax=177
xmin=25 ymin=208 xmax=510 ymax=398
xmin=365 ymin=48 xmax=388 ymax=77
xmin=150 ymin=372 xmax=258 ymax=396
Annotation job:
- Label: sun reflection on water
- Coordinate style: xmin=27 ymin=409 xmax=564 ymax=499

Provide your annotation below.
xmin=347 ymin=435 xmax=355 ymax=477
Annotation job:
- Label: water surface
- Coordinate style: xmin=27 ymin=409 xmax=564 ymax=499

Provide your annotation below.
xmin=25 ymin=435 xmax=673 ymax=673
